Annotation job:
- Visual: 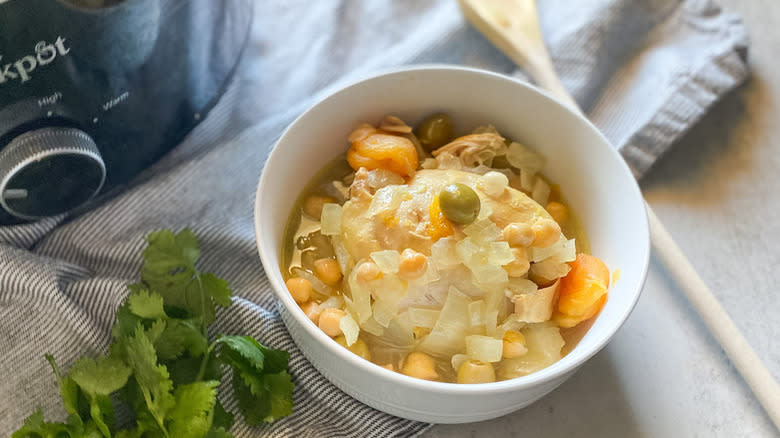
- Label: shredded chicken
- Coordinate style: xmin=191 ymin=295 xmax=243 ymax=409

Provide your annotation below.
xmin=513 ymin=280 xmax=560 ymax=323
xmin=378 ymin=115 xmax=413 ymax=134
xmin=432 ymin=133 xmax=507 ymax=168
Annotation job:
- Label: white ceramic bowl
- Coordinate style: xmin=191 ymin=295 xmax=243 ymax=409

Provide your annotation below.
xmin=255 ymin=66 xmax=649 ymax=424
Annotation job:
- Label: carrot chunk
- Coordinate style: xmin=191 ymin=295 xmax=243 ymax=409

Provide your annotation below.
xmin=427 ymin=196 xmax=454 ymax=240
xmin=347 ymin=133 xmax=418 ymax=177
xmin=553 ymin=253 xmax=610 ymax=328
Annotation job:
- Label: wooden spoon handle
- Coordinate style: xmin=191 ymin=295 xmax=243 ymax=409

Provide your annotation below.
xmin=459 ymin=0 xmax=780 ymax=429
xmin=647 ymin=207 xmax=780 ymax=428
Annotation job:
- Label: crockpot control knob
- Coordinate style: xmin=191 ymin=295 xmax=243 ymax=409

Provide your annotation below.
xmin=0 ymin=127 xmax=105 ymax=220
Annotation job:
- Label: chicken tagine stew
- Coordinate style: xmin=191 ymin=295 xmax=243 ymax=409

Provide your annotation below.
xmin=282 ymin=114 xmax=611 ymax=384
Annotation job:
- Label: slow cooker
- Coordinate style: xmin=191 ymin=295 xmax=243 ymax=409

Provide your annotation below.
xmin=0 ymin=0 xmax=253 ymax=224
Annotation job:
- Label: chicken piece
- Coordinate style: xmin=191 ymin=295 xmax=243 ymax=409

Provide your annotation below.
xmin=432 ymin=133 xmax=507 ymax=168
xmin=340 ymin=169 xmax=555 ymax=263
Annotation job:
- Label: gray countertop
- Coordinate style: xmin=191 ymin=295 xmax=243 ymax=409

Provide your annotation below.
xmin=425 ymin=1 xmax=780 ymax=436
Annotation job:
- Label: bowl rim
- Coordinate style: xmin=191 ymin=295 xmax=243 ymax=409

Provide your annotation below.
xmin=254 ymin=64 xmax=650 ymax=395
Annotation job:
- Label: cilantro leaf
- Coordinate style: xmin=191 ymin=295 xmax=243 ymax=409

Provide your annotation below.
xmin=165 ymin=353 xmax=221 ymax=386
xmin=155 ymin=319 xmax=208 ymax=361
xmin=123 ymin=326 xmax=175 ymax=435
xmin=217 ymin=336 xmax=294 ymax=424
xmin=211 ymin=399 xmax=234 ymax=431
xmin=217 ymin=336 xmax=289 ymax=375
xmin=141 ymin=230 xmax=199 ymax=313
xmin=15 ymin=228 xmax=295 ymax=437
xmin=112 ymin=301 xmax=144 ymax=340
xmin=88 ymin=394 xmax=115 ymax=438
xmin=206 ymin=427 xmax=233 ymax=438
xmin=70 ymin=355 xmax=132 ymax=396
xmin=46 ymin=355 xmax=89 ymax=426
xmin=11 ymin=409 xmax=68 ymax=438
xmin=167 ymin=381 xmax=219 ymax=438
xmin=128 ymin=289 xmax=167 ymax=320
xmin=199 ymin=273 xmax=232 ymax=308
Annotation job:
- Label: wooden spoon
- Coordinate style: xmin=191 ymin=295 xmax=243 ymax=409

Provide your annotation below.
xmin=458 ymin=0 xmax=780 ymax=429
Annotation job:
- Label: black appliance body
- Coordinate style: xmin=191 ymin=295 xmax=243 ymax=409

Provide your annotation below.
xmin=0 ymin=0 xmax=252 ymax=224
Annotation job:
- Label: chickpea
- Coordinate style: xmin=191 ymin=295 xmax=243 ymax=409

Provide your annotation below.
xmin=318 ymin=308 xmax=346 ymax=337
xmin=504 ymin=247 xmax=530 ymax=277
xmin=502 ymin=330 xmax=528 ymax=359
xmin=303 ymin=195 xmax=336 ymax=219
xmin=285 ymin=277 xmax=312 ymax=304
xmin=398 ymin=249 xmax=428 ymax=280
xmin=457 ymin=360 xmax=496 ymax=384
xmin=532 ymin=219 xmax=561 ymax=248
xmin=356 ymin=260 xmax=381 ymax=282
xmin=503 ymin=222 xmax=534 ymax=247
xmin=335 ymin=335 xmax=372 ymax=361
xmin=401 ymin=352 xmax=439 ymax=381
xmin=314 ymin=258 xmax=343 ymax=285
xmin=546 ymin=201 xmax=568 ymax=225
xmin=300 ymin=301 xmax=321 ymax=324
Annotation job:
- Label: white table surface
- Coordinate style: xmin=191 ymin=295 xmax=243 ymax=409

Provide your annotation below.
xmin=425 ymin=1 xmax=780 ymax=437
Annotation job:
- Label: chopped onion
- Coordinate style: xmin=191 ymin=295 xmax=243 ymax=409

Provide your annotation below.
xmin=520 ymin=169 xmax=537 ymax=193
xmin=408 ymin=307 xmax=441 ymax=328
xmin=320 ymin=203 xmax=343 ymax=236
xmin=498 ymin=323 xmax=564 ymax=380
xmin=506 ymin=278 xmax=538 ymax=298
xmin=498 ymin=314 xmax=528 ymax=338
xmin=468 ymin=300 xmax=485 ymax=327
xmin=332 ymin=180 xmax=350 ymax=200
xmin=431 ymin=237 xmax=460 ymax=269
xmin=419 ymin=287 xmax=475 ymax=357
xmin=339 ymin=312 xmax=360 ymax=346
xmin=421 ymin=158 xmax=439 ymax=169
xmin=332 ymin=235 xmax=353 ymax=275
xmin=477 ymin=201 xmax=494 ymax=220
xmin=506 ymin=142 xmax=545 ymax=174
xmin=488 ymin=241 xmax=514 ymax=266
xmin=471 ymin=264 xmax=508 ymax=286
xmin=367 ymin=169 xmax=404 ymax=190
xmin=465 ymin=335 xmax=503 ymax=363
xmin=484 ymin=309 xmax=499 ymax=336
xmin=531 ymin=178 xmax=551 ymax=206
xmin=455 ymin=238 xmax=479 ymax=264
xmin=360 ymin=317 xmax=385 ymax=336
xmin=370 ymin=250 xmax=401 ymax=274
xmin=372 ymin=300 xmax=395 ymax=327
xmin=347 ymin=266 xmax=372 ymax=323
xmin=463 ymin=219 xmax=502 ymax=244
xmin=529 ymin=259 xmax=571 ymax=283
xmin=530 ymin=237 xmax=575 ymax=263
xmin=451 ymin=353 xmax=470 ymax=372
xmin=368 ymin=186 xmax=410 ymax=218
xmin=291 ymin=267 xmax=334 ymax=297
xmin=319 ymin=295 xmax=344 ymax=310
xmin=436 ymin=151 xmax=462 ymax=170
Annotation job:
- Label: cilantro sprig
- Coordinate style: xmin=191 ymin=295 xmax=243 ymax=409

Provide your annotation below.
xmin=13 ymin=229 xmax=294 ymax=438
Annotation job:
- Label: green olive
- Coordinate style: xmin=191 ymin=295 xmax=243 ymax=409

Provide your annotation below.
xmin=439 ymin=183 xmax=481 ymax=224
xmin=415 ymin=113 xmax=453 ymax=151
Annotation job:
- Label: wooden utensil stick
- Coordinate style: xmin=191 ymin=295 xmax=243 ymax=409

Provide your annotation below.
xmin=458 ymin=0 xmax=780 ymax=430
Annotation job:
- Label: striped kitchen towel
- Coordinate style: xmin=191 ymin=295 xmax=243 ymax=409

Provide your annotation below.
xmin=0 ymin=0 xmax=748 ymax=437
